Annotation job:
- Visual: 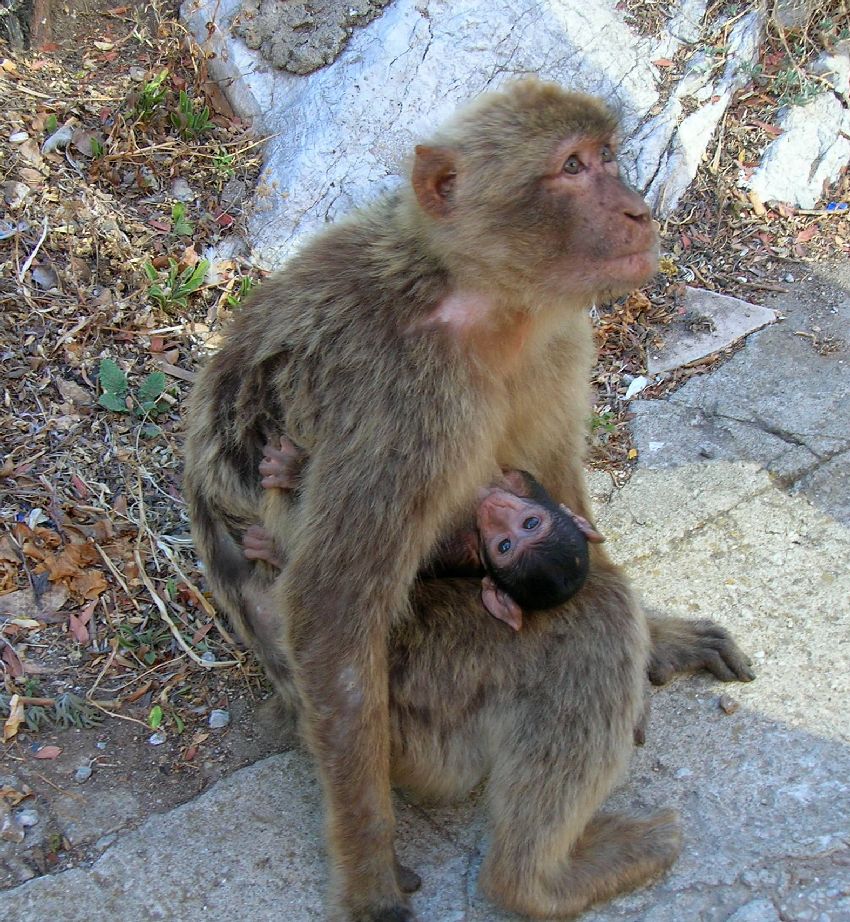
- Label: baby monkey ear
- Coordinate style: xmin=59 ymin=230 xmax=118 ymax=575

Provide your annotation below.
xmin=559 ymin=504 xmax=606 ymax=543
xmin=481 ymin=576 xmax=523 ymax=631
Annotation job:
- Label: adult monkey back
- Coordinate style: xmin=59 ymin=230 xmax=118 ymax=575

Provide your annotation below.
xmin=184 ymin=79 xmax=752 ymax=920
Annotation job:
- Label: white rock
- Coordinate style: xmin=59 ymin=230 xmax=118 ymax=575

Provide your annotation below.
xmin=748 ymin=92 xmax=850 ymax=209
xmin=182 ymin=0 xmax=662 ymax=268
xmin=726 ymin=898 xmax=782 ymax=922
xmin=624 ymin=376 xmax=650 ymax=399
xmin=647 ymin=287 xmax=779 ymax=375
xmin=208 ymin=708 xmax=231 ymax=729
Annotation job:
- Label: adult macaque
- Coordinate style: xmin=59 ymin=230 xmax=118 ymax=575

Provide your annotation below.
xmin=247 ymin=439 xmax=601 ymax=629
xmin=184 ymin=79 xmax=753 ymax=920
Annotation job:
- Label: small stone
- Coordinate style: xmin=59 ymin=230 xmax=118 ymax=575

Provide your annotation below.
xmin=74 ymin=765 xmax=93 ymax=783
xmin=129 ymin=66 xmax=147 ymax=82
xmin=785 ymin=274 xmax=795 ymax=282
xmin=148 ymin=730 xmax=167 ymax=746
xmin=41 ymin=124 xmax=74 ymax=154
xmin=698 ymin=444 xmax=716 ymax=459
xmin=208 ymin=709 xmax=230 ymax=729
xmin=201 ymin=651 xmax=217 ymax=664
xmin=0 ymin=810 xmax=25 ymax=843
xmin=95 ymin=741 xmax=107 ymax=750
xmin=718 ymin=694 xmax=740 ymax=715
xmin=171 ymin=178 xmax=194 ymax=201
xmin=16 ymin=808 xmax=38 ymax=828
xmin=3 ymin=181 xmax=30 ymax=208
xmin=9 ymin=131 xmax=29 ymax=143
xmin=31 ymin=266 xmax=59 ymax=290
xmin=675 ymin=767 xmax=693 ymax=779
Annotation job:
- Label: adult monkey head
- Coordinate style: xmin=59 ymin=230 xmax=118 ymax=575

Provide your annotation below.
xmin=411 ymin=80 xmax=658 ymax=306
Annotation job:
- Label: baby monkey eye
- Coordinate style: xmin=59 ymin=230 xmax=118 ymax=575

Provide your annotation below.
xmin=600 ymin=145 xmax=614 ymax=163
xmin=522 ymin=516 xmax=541 ymax=530
xmin=498 ymin=538 xmax=512 ymax=554
xmin=562 ymin=155 xmax=581 ymax=174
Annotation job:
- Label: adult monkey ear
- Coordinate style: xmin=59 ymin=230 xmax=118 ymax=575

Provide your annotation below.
xmin=412 ymin=145 xmax=458 ymax=219
xmin=481 ymin=576 xmax=523 ymax=632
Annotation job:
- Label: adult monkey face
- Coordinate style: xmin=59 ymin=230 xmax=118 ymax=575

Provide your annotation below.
xmin=413 ymin=81 xmax=659 ymax=305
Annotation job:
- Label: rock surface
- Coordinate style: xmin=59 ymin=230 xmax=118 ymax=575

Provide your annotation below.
xmin=646 ymin=287 xmax=779 ymax=375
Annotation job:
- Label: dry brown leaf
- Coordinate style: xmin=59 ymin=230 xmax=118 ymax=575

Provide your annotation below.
xmin=2 ymin=694 xmax=24 ymax=742
xmin=74 ymin=570 xmax=108 ymax=600
xmin=0 ymin=583 xmax=70 ymax=618
xmin=0 ymin=785 xmax=32 ymax=806
xmin=1 ymin=643 xmax=24 ymax=678
xmin=68 ymin=599 xmax=96 ymax=643
xmin=33 ymin=745 xmax=62 ymax=760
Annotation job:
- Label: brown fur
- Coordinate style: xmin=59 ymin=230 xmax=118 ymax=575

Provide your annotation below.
xmin=183 ymin=79 xmax=751 ymax=920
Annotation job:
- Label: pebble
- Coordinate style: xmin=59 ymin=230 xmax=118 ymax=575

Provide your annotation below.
xmin=32 ymin=265 xmax=59 ymax=290
xmin=208 ymin=709 xmax=231 ymax=729
xmin=201 ymin=651 xmax=217 ymax=664
xmin=9 ymin=131 xmax=29 ymax=144
xmin=95 ymin=741 xmax=107 ymax=750
xmin=41 ymin=124 xmax=74 ymax=154
xmin=0 ymin=810 xmax=25 ymax=843
xmin=74 ymin=765 xmax=93 ymax=784
xmin=16 ymin=808 xmax=38 ymax=828
xmin=785 ymin=274 xmax=795 ymax=283
xmin=718 ymin=694 xmax=740 ymax=715
xmin=171 ymin=177 xmax=194 ymax=201
xmin=129 ymin=66 xmax=147 ymax=82
xmin=148 ymin=730 xmax=167 ymax=746
xmin=675 ymin=767 xmax=693 ymax=780
xmin=3 ymin=181 xmax=30 ymax=208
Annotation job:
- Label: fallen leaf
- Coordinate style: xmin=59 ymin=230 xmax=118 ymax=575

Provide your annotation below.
xmin=750 ymin=119 xmax=782 ymax=137
xmin=1 ymin=643 xmax=23 ymax=677
xmin=747 ymin=191 xmax=766 ymax=216
xmin=74 ymin=570 xmax=108 ymax=600
xmin=0 ymin=584 xmax=69 ymax=618
xmin=215 ymin=212 xmax=234 ymax=228
xmin=0 ymin=784 xmax=32 ymax=806
xmin=148 ymin=218 xmax=171 ymax=232
xmin=3 ymin=695 xmax=24 ymax=742
xmin=33 ymin=745 xmax=63 ymax=760
xmin=653 ymin=58 xmax=674 ymax=67
xmin=795 ymin=224 xmax=819 ymax=244
xmin=68 ymin=599 xmax=96 ymax=643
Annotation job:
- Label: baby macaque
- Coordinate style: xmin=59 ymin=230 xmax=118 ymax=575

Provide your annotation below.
xmin=244 ymin=438 xmax=603 ymax=631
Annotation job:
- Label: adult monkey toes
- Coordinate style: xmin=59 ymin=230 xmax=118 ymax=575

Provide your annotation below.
xmin=184 ymin=79 xmax=753 ymax=920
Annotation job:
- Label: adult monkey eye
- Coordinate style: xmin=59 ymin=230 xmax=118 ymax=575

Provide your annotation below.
xmin=562 ymin=155 xmax=581 ymax=175
xmin=522 ymin=516 xmax=541 ymax=530
xmin=498 ymin=538 xmax=512 ymax=554
xmin=600 ymin=144 xmax=614 ymax=163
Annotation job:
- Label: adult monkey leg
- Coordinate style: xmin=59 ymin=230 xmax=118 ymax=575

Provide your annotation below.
xmin=186 ymin=80 xmax=661 ymax=921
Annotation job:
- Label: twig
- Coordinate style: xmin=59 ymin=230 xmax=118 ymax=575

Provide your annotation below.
xmin=135 ymin=549 xmax=238 ymax=668
xmin=32 ymin=772 xmax=86 ymax=802
xmin=18 ymin=216 xmax=49 ymax=284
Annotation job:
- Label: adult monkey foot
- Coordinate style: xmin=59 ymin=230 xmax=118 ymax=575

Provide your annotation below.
xmin=647 ymin=617 xmax=756 ymax=686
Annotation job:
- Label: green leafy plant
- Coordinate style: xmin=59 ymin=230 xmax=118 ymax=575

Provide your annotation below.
xmin=97 ymin=358 xmax=170 ymax=419
xmin=143 ymin=258 xmax=209 ymax=311
xmin=225 ymin=275 xmax=256 ymax=308
xmin=90 ymin=137 xmax=105 ymax=158
xmin=44 ymin=113 xmax=58 ymax=135
xmin=170 ymin=202 xmax=194 ymax=237
xmin=589 ymin=410 xmax=617 ymax=435
xmin=212 ymin=148 xmax=234 ymax=178
xmin=170 ymin=90 xmax=212 ymax=139
xmin=134 ymin=69 xmax=168 ymax=120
